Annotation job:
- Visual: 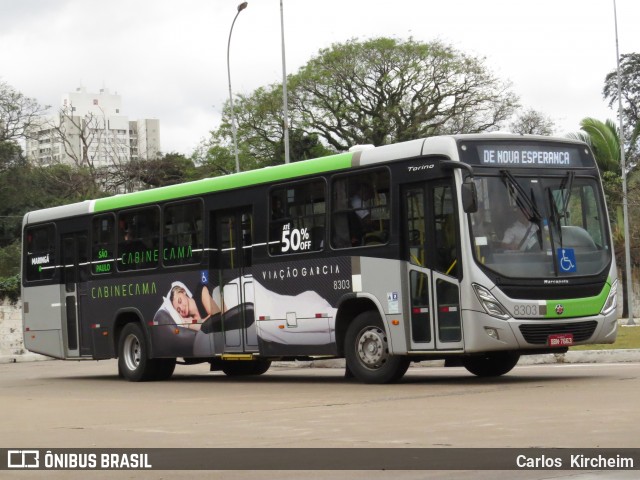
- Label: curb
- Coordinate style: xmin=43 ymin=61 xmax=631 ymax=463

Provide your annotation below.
xmin=274 ymin=349 xmax=640 ymax=370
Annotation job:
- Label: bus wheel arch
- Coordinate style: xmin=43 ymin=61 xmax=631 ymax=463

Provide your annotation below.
xmin=335 ymin=297 xmax=380 ymax=358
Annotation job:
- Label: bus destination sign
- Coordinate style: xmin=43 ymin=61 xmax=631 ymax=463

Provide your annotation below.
xmin=458 ymin=143 xmax=594 ymax=169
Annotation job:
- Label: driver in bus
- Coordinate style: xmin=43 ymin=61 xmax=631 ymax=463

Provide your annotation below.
xmin=500 ymin=206 xmax=538 ymax=250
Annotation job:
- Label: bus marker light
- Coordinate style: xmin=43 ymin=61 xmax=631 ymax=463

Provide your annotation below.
xmin=102 ymin=331 xmax=109 ymax=337
xmin=392 ymin=319 xmax=400 ymax=325
xmin=174 ymin=329 xmax=180 ymax=335
xmin=278 ymin=325 xmax=285 ymax=329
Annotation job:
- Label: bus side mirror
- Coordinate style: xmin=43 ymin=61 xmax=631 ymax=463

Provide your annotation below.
xmin=461 ymin=180 xmax=478 ymax=213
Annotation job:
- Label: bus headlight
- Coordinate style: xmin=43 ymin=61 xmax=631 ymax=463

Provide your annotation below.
xmin=473 ymin=284 xmax=511 ymax=320
xmin=600 ymin=279 xmax=618 ymax=316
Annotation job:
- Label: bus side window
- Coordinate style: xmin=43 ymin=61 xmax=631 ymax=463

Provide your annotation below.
xmin=269 ymin=180 xmax=326 ymax=255
xmin=331 ymin=170 xmax=390 ymax=248
xmin=163 ymin=201 xmax=203 ymax=267
xmin=24 ymin=224 xmax=57 ymax=282
xmin=117 ymin=208 xmax=160 ymax=271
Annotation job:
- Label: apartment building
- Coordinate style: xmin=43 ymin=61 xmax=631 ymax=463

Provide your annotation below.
xmin=26 ymin=87 xmax=160 ymax=167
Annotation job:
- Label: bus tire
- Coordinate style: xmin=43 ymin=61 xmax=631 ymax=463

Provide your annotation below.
xmin=345 ymin=311 xmax=410 ymax=384
xmin=462 ymin=352 xmax=520 ymax=377
xmin=221 ymin=359 xmax=271 ymax=376
xmin=118 ymin=323 xmax=155 ymax=382
xmin=152 ymin=358 xmax=177 ymax=381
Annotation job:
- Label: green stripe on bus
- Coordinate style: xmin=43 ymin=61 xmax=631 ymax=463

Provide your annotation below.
xmin=545 ymin=282 xmax=610 ymax=318
xmin=93 ymin=152 xmax=354 ymax=212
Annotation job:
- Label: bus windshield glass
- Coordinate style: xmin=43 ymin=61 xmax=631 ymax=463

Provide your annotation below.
xmin=468 ymin=173 xmax=611 ymax=279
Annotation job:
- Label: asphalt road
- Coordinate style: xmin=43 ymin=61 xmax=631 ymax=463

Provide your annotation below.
xmin=1 ymin=360 xmax=638 ymax=479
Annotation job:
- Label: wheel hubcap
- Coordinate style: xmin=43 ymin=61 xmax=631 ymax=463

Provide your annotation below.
xmin=124 ymin=334 xmax=141 ymax=371
xmin=356 ymin=326 xmax=389 ymax=369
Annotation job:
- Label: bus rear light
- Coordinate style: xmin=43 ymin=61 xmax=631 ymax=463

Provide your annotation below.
xmin=259 ymin=316 xmax=270 ymax=321
xmin=25 ymin=327 xmax=30 ymax=332
xmin=315 ymin=313 xmax=328 ymax=318
xmin=90 ymin=324 xmax=101 ymax=329
xmin=412 ymin=307 xmax=428 ymax=314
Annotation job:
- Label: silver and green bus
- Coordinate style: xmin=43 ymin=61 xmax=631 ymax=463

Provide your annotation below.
xmin=21 ymin=134 xmax=618 ymax=383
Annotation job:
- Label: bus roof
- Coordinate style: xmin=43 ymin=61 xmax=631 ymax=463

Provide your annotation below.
xmin=23 ymin=134 xmax=586 ymax=225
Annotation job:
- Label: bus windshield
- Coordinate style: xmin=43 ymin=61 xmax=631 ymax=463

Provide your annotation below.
xmin=469 ymin=173 xmax=611 ymax=279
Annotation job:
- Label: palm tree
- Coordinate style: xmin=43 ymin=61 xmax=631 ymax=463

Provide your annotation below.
xmin=569 ymin=118 xmax=640 ymax=318
xmin=567 ymin=118 xmax=621 ymax=173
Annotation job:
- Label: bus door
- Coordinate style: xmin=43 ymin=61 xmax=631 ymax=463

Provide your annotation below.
xmin=403 ymin=180 xmax=463 ymax=351
xmin=60 ymin=231 xmax=90 ymax=356
xmin=212 ymin=207 xmax=258 ymax=353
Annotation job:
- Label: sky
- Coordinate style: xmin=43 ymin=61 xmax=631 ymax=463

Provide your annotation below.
xmin=1 ymin=0 xmax=639 ymax=156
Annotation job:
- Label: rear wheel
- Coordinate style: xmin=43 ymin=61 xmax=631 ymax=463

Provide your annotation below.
xmin=221 ymin=359 xmax=271 ymax=376
xmin=152 ymin=358 xmax=177 ymax=380
xmin=462 ymin=352 xmax=520 ymax=377
xmin=118 ymin=323 xmax=175 ymax=381
xmin=345 ymin=311 xmax=410 ymax=384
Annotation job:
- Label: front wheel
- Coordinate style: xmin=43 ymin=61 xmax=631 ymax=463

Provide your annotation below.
xmin=462 ymin=352 xmax=520 ymax=377
xmin=345 ymin=311 xmax=410 ymax=384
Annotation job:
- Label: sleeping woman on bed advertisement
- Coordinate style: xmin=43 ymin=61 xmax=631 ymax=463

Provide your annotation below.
xmin=151 ymin=266 xmax=340 ymax=358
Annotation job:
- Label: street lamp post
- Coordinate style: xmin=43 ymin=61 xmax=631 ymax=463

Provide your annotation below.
xmin=613 ymin=0 xmax=635 ymax=325
xmin=227 ymin=2 xmax=248 ymax=173
xmin=280 ymin=0 xmax=290 ymax=164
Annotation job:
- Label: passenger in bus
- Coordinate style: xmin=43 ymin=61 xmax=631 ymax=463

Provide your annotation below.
xmin=350 ymin=183 xmax=373 ymax=223
xmin=271 ymin=196 xmax=285 ymax=220
xmin=349 ymin=183 xmax=374 ymax=245
xmin=169 ymin=282 xmax=220 ymax=330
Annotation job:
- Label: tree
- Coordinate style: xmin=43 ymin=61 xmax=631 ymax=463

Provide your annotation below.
xmin=568 ymin=117 xmax=640 ymax=317
xmin=195 ymin=85 xmax=334 ymax=173
xmin=0 ymin=139 xmax=26 ymax=172
xmin=202 ymin=37 xmax=519 ymax=169
xmin=289 ymin=37 xmax=519 ymax=150
xmin=0 ymin=81 xmax=48 ymax=142
xmin=125 ymin=152 xmax=196 ymax=188
xmin=509 ymin=108 xmax=555 ymax=135
xmin=604 ymin=53 xmax=640 ymax=133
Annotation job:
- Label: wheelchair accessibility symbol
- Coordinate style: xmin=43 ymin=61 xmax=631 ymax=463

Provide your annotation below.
xmin=557 ymin=248 xmax=577 ymax=273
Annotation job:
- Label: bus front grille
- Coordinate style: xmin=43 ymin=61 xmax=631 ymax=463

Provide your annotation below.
xmin=519 ymin=321 xmax=598 ymax=345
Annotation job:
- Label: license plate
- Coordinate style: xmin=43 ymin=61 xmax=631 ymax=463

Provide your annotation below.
xmin=548 ymin=333 xmax=574 ymax=347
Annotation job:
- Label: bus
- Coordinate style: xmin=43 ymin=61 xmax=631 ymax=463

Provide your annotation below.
xmin=21 ymin=134 xmax=618 ymax=383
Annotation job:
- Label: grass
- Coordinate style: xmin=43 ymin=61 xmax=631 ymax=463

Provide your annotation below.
xmin=570 ymin=324 xmax=640 ymax=350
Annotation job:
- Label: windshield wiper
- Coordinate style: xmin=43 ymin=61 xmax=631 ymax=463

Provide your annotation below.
xmin=500 ymin=170 xmax=541 ymax=222
xmin=547 ymin=187 xmax=563 ymax=247
xmin=559 ymin=171 xmax=575 ymax=220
